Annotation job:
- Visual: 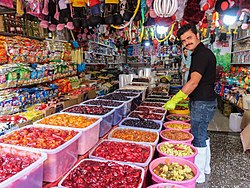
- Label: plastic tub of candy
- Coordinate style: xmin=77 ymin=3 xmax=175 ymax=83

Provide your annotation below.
xmin=34 ymin=113 xmax=101 ymax=155
xmin=149 ymin=157 xmax=199 ymax=188
xmin=89 ymin=140 xmax=153 ymax=167
xmin=128 ymin=111 xmax=165 ymax=122
xmin=97 ymin=94 xmax=133 ymax=117
xmin=140 ymin=102 xmax=165 ymax=109
xmin=119 ymin=117 xmax=163 ymax=132
xmin=0 ymin=144 xmax=47 ymax=188
xmin=81 ymin=99 xmax=125 ymax=125
xmin=156 ymin=141 xmax=198 ymax=162
xmin=58 ymin=158 xmax=145 ymax=188
xmin=166 ymin=114 xmax=191 ymax=123
xmin=0 ymin=125 xmax=81 ymax=182
xmin=160 ymin=130 xmax=194 ymax=144
xmin=108 ymin=127 xmax=159 ymax=146
xmin=163 ymin=121 xmax=191 ymax=132
xmin=147 ymin=183 xmax=185 ymax=188
xmin=145 ymin=98 xmax=169 ymax=103
xmin=61 ymin=105 xmax=115 ymax=137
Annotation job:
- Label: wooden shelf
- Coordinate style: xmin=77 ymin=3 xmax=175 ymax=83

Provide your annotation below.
xmin=233 ymin=35 xmax=250 ymax=42
xmin=0 ymin=32 xmax=44 ymax=41
xmin=89 ymin=41 xmax=113 ymax=48
xmin=232 ymin=49 xmax=250 ymax=53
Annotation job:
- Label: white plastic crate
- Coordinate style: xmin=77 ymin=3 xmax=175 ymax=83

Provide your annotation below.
xmin=35 ymin=113 xmax=101 ymax=154
xmin=0 ymin=144 xmax=47 ymax=188
xmin=89 ymin=139 xmax=153 ymax=167
xmin=61 ymin=105 xmax=115 ymax=137
xmin=0 ymin=125 xmax=81 ymax=182
xmin=229 ymin=113 xmax=243 ymax=132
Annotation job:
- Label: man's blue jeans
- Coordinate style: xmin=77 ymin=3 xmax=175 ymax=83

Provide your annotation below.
xmin=189 ymin=100 xmax=217 ymax=147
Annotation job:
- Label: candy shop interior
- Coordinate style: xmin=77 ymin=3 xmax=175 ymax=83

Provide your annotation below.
xmin=0 ymin=0 xmax=250 ymax=188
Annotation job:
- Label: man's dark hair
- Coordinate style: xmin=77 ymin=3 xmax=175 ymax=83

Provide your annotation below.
xmin=177 ymin=24 xmax=197 ymax=39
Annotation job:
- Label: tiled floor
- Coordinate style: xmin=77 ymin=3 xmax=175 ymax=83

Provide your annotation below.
xmin=197 ymin=109 xmax=250 ymax=188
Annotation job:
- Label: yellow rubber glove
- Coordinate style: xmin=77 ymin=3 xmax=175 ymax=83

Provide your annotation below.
xmin=163 ymin=90 xmax=188 ymax=110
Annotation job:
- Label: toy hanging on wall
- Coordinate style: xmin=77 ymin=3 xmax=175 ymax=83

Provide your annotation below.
xmin=57 ymin=0 xmax=74 ymax=30
xmin=199 ymin=15 xmax=208 ymax=38
xmin=175 ymin=0 xmax=188 ymax=21
xmin=239 ymin=8 xmax=250 ymax=30
xmin=183 ymin=0 xmax=205 ymax=25
xmin=40 ymin=0 xmax=58 ymax=31
xmin=72 ymin=0 xmax=88 ymax=29
xmin=104 ymin=0 xmax=123 ymax=25
xmin=199 ymin=0 xmax=216 ymax=11
xmin=89 ymin=0 xmax=102 ymax=26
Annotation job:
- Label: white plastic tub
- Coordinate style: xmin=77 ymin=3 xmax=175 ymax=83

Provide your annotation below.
xmin=89 ymin=139 xmax=153 ymax=167
xmin=119 ymin=117 xmax=163 ymax=132
xmin=0 ymin=144 xmax=47 ymax=188
xmin=81 ymin=99 xmax=125 ymax=125
xmin=34 ymin=113 xmax=102 ymax=155
xmin=0 ymin=125 xmax=81 ymax=182
xmin=108 ymin=127 xmax=160 ymax=146
xmin=61 ymin=105 xmax=115 ymax=137
xmin=58 ymin=158 xmax=145 ymax=188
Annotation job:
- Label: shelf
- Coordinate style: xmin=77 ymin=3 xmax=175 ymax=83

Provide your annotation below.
xmin=231 ymin=62 xmax=250 ymax=65
xmin=0 ymin=32 xmax=44 ymax=41
xmin=85 ymin=63 xmax=106 ymax=65
xmin=0 ymin=73 xmax=77 ymax=91
xmin=95 ymin=52 xmax=113 ymax=57
xmin=45 ymin=38 xmax=68 ymax=43
xmin=232 ymin=49 xmax=250 ymax=53
xmin=89 ymin=41 xmax=113 ymax=48
xmin=233 ymin=35 xmax=250 ymax=42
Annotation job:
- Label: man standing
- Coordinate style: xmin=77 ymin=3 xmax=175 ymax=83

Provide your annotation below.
xmin=163 ymin=24 xmax=217 ymax=183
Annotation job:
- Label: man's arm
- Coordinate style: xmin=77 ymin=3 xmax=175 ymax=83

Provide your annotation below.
xmin=182 ymin=71 xmax=202 ymax=95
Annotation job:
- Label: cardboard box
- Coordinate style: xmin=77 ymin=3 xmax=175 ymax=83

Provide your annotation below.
xmin=44 ymin=107 xmax=56 ymax=117
xmin=88 ymin=90 xmax=96 ymax=99
xmin=240 ymin=123 xmax=250 ymax=152
xmin=63 ymin=97 xmax=78 ymax=108
xmin=17 ymin=120 xmax=32 ymax=128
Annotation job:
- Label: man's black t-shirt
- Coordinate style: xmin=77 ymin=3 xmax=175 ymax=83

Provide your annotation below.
xmin=187 ymin=42 xmax=216 ymax=101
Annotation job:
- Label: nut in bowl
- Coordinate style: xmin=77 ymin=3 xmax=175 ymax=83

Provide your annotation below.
xmin=160 ymin=129 xmax=194 ymax=144
xmin=157 ymin=141 xmax=197 ymax=162
xmin=164 ymin=121 xmax=191 ymax=132
xmin=149 ymin=157 xmax=199 ymax=188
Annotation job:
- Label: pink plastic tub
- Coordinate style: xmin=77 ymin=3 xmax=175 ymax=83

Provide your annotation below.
xmin=147 ymin=183 xmax=185 ymax=188
xmin=166 ymin=114 xmax=191 ymax=123
xmin=163 ymin=121 xmax=191 ymax=132
xmin=156 ymin=141 xmax=198 ymax=162
xmin=160 ymin=129 xmax=194 ymax=144
xmin=149 ymin=157 xmax=199 ymax=188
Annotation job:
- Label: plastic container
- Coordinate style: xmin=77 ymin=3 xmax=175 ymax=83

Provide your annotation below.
xmin=0 ymin=144 xmax=47 ymax=188
xmin=156 ymin=141 xmax=198 ymax=162
xmin=58 ymin=158 xmax=145 ymax=188
xmin=128 ymin=111 xmax=165 ymax=122
xmin=0 ymin=125 xmax=81 ymax=182
xmin=166 ymin=114 xmax=191 ymax=123
xmin=160 ymin=130 xmax=194 ymax=144
xmin=163 ymin=121 xmax=191 ymax=132
xmin=149 ymin=157 xmax=199 ymax=188
xmin=229 ymin=113 xmax=243 ymax=132
xmin=108 ymin=127 xmax=159 ymax=146
xmin=169 ymin=109 xmax=190 ymax=115
xmin=89 ymin=139 xmax=153 ymax=167
xmin=81 ymin=99 xmax=125 ymax=125
xmin=62 ymin=105 xmax=115 ymax=138
xmin=119 ymin=117 xmax=163 ymax=132
xmin=141 ymin=102 xmax=165 ymax=109
xmin=34 ymin=113 xmax=101 ymax=155
xmin=147 ymin=183 xmax=185 ymax=188
xmin=145 ymin=98 xmax=169 ymax=103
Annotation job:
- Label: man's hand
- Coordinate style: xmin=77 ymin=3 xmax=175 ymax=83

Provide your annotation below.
xmin=162 ymin=90 xmax=188 ymax=110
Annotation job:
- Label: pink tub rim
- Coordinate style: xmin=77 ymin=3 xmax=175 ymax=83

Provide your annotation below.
xmin=166 ymin=114 xmax=191 ymax=123
xmin=163 ymin=121 xmax=191 ymax=132
xmin=149 ymin=156 xmax=200 ymax=185
xmin=160 ymin=129 xmax=194 ymax=143
xmin=156 ymin=141 xmax=198 ymax=159
xmin=147 ymin=182 xmax=185 ymax=188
